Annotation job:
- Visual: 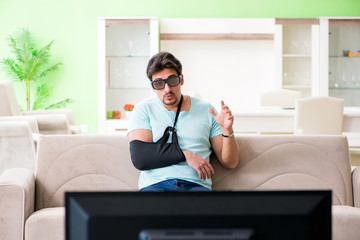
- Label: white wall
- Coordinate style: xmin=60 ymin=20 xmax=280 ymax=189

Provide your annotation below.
xmin=160 ymin=18 xmax=276 ymax=112
xmin=161 ymin=39 xmax=275 ymax=111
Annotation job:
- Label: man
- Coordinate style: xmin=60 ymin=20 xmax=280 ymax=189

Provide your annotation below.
xmin=127 ymin=52 xmax=239 ymax=191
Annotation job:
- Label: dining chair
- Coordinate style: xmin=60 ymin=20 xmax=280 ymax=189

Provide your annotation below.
xmin=257 ymin=89 xmax=302 ymax=135
xmin=259 ymin=89 xmax=302 ymax=109
xmin=294 ymin=96 xmax=344 ymax=135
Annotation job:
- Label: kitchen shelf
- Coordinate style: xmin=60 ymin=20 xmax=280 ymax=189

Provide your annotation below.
xmin=329 ymin=87 xmax=360 ymax=90
xmin=329 ymin=56 xmax=360 ymax=59
xmin=106 ymin=56 xmax=150 ymax=58
xmin=283 ymin=54 xmax=311 ymax=57
xmin=106 ymin=87 xmax=149 ymax=90
xmin=275 ymin=18 xmax=319 ymax=25
xmin=160 ymin=33 xmax=274 ymax=40
xmin=284 ymin=85 xmax=311 ymax=89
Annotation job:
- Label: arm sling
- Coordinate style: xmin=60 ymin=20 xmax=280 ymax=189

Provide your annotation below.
xmin=129 ymin=95 xmax=186 ymax=170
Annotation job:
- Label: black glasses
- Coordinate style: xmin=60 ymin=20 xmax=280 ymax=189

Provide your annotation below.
xmin=151 ymin=75 xmax=182 ymax=90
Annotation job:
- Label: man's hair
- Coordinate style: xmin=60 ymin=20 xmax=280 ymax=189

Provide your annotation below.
xmin=146 ymin=52 xmax=182 ymax=81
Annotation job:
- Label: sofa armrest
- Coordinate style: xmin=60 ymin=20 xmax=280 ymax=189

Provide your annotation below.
xmin=0 ymin=116 xmax=39 ymax=134
xmin=70 ymin=125 xmax=82 ymax=134
xmin=352 ymin=167 xmax=360 ymax=207
xmin=23 ymin=109 xmax=76 ymax=125
xmin=22 ymin=113 xmax=70 ymax=135
xmin=0 ymin=121 xmax=36 ymax=173
xmin=0 ymin=168 xmax=35 ymax=240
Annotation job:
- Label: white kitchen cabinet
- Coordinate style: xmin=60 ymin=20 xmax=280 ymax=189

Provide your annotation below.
xmin=96 ymin=17 xmax=360 ymax=134
xmin=320 ymin=17 xmax=360 ymax=107
xmin=97 ymin=17 xmax=159 ymax=134
xmin=274 ymin=18 xmax=320 ymax=98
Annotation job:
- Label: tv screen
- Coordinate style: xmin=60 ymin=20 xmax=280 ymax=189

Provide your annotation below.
xmin=65 ymin=190 xmax=331 ymax=240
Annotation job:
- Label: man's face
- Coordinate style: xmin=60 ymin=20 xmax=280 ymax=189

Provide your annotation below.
xmin=151 ymin=68 xmax=183 ymax=108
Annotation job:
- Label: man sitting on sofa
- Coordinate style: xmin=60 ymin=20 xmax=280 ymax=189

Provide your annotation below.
xmin=127 ymin=52 xmax=239 ymax=191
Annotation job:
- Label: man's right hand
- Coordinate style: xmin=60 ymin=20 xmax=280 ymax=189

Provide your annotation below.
xmin=183 ymin=151 xmax=215 ymax=180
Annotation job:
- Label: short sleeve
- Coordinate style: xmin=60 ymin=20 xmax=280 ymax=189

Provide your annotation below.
xmin=127 ymin=101 xmax=151 ymax=134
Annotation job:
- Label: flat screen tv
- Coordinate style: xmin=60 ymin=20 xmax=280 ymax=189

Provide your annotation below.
xmin=65 ymin=190 xmax=331 ymax=240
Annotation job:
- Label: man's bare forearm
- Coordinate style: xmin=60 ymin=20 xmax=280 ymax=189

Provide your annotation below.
xmin=220 ymin=128 xmax=239 ymax=168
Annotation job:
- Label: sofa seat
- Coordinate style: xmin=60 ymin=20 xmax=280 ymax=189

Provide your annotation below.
xmin=25 ymin=207 xmax=64 ymax=240
xmin=332 ymin=205 xmax=360 ymax=240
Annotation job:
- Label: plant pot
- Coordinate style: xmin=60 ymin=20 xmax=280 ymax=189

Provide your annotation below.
xmin=125 ymin=111 xmax=132 ymax=120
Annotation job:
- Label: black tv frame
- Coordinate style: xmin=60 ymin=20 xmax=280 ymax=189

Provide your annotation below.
xmin=65 ymin=190 xmax=331 ymax=240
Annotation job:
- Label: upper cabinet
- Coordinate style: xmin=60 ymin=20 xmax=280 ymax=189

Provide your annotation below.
xmin=274 ymin=18 xmax=320 ymax=98
xmin=98 ymin=17 xmax=159 ymax=134
xmin=320 ymin=17 xmax=360 ymax=107
xmin=97 ymin=17 xmax=360 ymax=134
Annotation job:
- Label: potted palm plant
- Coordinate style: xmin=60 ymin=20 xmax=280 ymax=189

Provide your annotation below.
xmin=1 ymin=28 xmax=73 ymax=111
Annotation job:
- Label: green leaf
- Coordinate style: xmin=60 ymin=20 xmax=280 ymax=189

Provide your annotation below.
xmin=38 ymin=63 xmax=62 ymax=79
xmin=45 ymin=98 xmax=74 ymax=110
xmin=36 ymin=41 xmax=54 ymax=63
xmin=32 ymin=84 xmax=51 ymax=110
xmin=1 ymin=58 xmax=24 ymax=81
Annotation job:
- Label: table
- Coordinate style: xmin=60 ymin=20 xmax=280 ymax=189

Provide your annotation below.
xmin=233 ymin=107 xmax=360 ymax=147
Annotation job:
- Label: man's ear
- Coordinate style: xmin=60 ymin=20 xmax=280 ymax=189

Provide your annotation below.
xmin=180 ymin=74 xmax=184 ymax=86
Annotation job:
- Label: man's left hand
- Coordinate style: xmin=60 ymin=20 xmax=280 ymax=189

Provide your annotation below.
xmin=208 ymin=100 xmax=234 ymax=131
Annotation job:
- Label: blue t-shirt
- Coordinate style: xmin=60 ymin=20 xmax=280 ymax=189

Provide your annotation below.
xmin=127 ymin=96 xmax=222 ymax=189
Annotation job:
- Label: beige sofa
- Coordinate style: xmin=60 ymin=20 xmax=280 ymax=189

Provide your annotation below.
xmin=1 ymin=134 xmax=360 ymax=240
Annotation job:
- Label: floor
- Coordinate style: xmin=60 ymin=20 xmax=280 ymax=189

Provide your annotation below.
xmin=350 ymin=149 xmax=360 ymax=167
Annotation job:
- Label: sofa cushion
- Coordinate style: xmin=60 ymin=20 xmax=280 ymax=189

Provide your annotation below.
xmin=25 ymin=202 xmax=360 ymax=240
xmin=333 ymin=205 xmax=360 ymax=240
xmin=35 ymin=135 xmax=140 ymax=210
xmin=212 ymin=135 xmax=353 ymax=206
xmin=25 ymin=207 xmax=64 ymax=240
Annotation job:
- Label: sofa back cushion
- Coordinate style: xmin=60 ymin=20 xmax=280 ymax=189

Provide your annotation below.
xmin=0 ymin=80 xmax=22 ymax=116
xmin=36 ymin=134 xmax=353 ymax=209
xmin=35 ymin=135 xmax=139 ymax=210
xmin=212 ymin=135 xmax=353 ymax=206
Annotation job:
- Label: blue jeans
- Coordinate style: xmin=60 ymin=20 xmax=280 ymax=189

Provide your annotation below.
xmin=139 ymin=179 xmax=211 ymax=192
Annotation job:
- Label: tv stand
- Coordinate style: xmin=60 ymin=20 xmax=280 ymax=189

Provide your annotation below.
xmin=139 ymin=229 xmax=254 ymax=240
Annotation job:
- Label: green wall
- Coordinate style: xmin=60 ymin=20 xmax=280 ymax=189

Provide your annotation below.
xmin=1 ymin=0 xmax=359 ymax=133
